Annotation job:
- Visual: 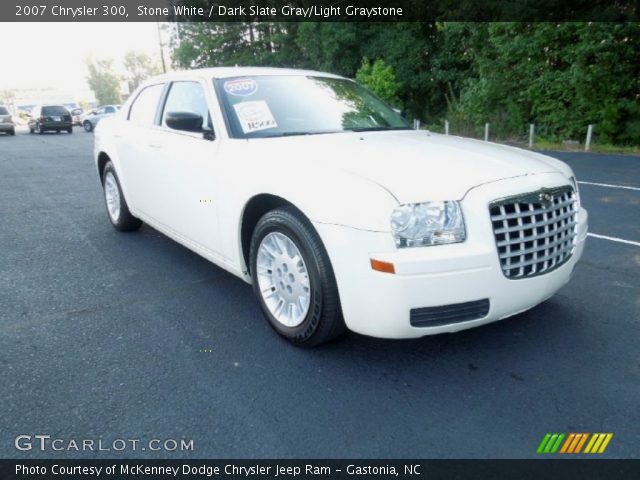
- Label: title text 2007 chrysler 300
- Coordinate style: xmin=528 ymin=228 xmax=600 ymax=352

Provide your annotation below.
xmin=94 ymin=67 xmax=588 ymax=346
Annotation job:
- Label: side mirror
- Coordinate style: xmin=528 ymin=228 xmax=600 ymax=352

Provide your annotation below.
xmin=202 ymin=126 xmax=215 ymax=141
xmin=165 ymin=111 xmax=203 ymax=132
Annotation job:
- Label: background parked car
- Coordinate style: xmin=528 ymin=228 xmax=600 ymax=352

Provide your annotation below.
xmin=28 ymin=105 xmax=73 ymax=134
xmin=82 ymin=105 xmax=120 ymax=132
xmin=71 ymin=108 xmax=84 ymax=126
xmin=0 ymin=105 xmax=15 ymax=135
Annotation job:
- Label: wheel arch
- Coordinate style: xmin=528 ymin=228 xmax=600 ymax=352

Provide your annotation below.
xmin=239 ymin=193 xmax=309 ymax=275
xmin=97 ymin=151 xmax=111 ymax=184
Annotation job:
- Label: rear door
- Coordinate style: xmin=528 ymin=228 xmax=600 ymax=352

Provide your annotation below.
xmin=115 ymin=83 xmax=166 ymax=216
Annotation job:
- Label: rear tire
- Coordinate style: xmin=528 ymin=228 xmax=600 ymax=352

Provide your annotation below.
xmin=102 ymin=162 xmax=142 ymax=232
xmin=249 ymin=206 xmax=346 ymax=347
xmin=83 ymin=121 xmax=93 ymax=132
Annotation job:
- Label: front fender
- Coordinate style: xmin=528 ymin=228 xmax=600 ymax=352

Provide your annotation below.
xmin=217 ymin=154 xmax=399 ymax=272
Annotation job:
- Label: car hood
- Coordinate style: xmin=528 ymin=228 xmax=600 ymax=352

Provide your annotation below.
xmin=256 ymin=130 xmax=569 ymax=204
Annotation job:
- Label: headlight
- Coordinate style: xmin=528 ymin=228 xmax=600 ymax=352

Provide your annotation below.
xmin=391 ymin=201 xmax=466 ymax=248
xmin=569 ymin=176 xmax=581 ymax=210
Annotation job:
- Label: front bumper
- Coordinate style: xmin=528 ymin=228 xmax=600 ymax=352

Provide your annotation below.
xmin=0 ymin=123 xmax=14 ymax=132
xmin=314 ymin=173 xmax=588 ymax=339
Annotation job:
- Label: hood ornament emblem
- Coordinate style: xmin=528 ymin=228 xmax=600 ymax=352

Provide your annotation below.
xmin=539 ymin=191 xmax=554 ymax=207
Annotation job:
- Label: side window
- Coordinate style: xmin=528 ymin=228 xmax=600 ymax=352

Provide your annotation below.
xmin=105 ymin=106 xmax=115 ymax=114
xmin=161 ymin=81 xmax=211 ymax=130
xmin=128 ymin=84 xmax=164 ymax=126
xmin=96 ymin=108 xmax=105 ymax=115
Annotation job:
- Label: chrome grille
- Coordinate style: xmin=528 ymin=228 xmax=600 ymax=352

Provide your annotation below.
xmin=489 ymin=186 xmax=577 ymax=279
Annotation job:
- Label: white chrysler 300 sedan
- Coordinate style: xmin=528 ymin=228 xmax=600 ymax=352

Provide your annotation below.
xmin=94 ymin=67 xmax=588 ymax=346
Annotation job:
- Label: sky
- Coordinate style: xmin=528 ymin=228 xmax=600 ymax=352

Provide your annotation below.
xmin=0 ymin=23 xmax=169 ymax=103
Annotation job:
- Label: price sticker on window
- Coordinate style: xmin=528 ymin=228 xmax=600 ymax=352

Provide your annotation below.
xmin=233 ymin=101 xmax=277 ymax=133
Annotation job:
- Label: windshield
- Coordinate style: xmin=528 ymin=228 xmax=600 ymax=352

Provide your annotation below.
xmin=42 ymin=106 xmax=68 ymax=116
xmin=215 ymin=75 xmax=410 ymax=139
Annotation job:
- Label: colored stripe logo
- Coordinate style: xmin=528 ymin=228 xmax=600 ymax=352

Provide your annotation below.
xmin=537 ymin=433 xmax=613 ymax=454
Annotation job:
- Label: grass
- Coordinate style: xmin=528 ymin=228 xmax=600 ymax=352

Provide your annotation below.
xmin=421 ymin=126 xmax=640 ymax=155
xmin=531 ymin=138 xmax=640 ymax=155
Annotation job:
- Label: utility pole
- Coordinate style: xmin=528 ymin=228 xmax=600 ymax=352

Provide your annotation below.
xmin=156 ymin=22 xmax=167 ymax=73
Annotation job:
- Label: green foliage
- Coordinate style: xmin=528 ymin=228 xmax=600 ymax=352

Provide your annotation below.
xmin=173 ymin=23 xmax=303 ymax=69
xmin=170 ymin=22 xmax=640 ymax=146
xmin=86 ymin=58 xmax=122 ymax=106
xmin=355 ymin=59 xmax=400 ymax=105
xmin=123 ymin=51 xmax=161 ymax=93
xmin=450 ymin=22 xmax=640 ymax=144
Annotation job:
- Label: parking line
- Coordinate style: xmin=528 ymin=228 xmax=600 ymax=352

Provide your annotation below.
xmin=578 ymin=181 xmax=640 ymax=192
xmin=588 ymin=233 xmax=640 ymax=247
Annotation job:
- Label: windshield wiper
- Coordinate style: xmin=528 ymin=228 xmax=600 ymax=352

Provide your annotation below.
xmin=263 ymin=130 xmax=340 ymax=138
xmin=347 ymin=126 xmax=412 ymax=132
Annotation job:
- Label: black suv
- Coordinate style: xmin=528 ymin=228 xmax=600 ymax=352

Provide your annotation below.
xmin=28 ymin=105 xmax=73 ymax=134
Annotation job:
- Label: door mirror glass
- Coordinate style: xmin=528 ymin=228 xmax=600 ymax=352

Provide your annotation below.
xmin=165 ymin=111 xmax=203 ymax=132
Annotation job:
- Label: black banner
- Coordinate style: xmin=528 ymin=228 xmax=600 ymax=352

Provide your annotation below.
xmin=3 ymin=0 xmax=640 ymax=22
xmin=2 ymin=460 xmax=640 ymax=480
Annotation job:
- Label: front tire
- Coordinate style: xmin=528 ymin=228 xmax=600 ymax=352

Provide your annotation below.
xmin=102 ymin=162 xmax=142 ymax=232
xmin=9 ymin=128 xmax=15 ymax=136
xmin=249 ymin=206 xmax=346 ymax=347
xmin=83 ymin=121 xmax=93 ymax=132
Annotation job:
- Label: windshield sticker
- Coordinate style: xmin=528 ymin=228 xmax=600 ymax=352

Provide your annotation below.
xmin=224 ymin=78 xmax=258 ymax=97
xmin=233 ymin=101 xmax=277 ymax=133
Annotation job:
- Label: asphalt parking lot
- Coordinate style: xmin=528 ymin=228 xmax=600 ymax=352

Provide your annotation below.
xmin=1 ymin=128 xmax=638 ymax=459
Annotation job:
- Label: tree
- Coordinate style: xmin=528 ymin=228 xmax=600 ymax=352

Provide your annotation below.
xmin=168 ymin=21 xmax=640 ymax=145
xmin=451 ymin=22 xmax=640 ymax=143
xmin=355 ymin=59 xmax=400 ymax=105
xmin=86 ymin=58 xmax=122 ymax=106
xmin=0 ymin=89 xmax=16 ymax=106
xmin=123 ymin=51 xmax=161 ymax=93
xmin=173 ymin=22 xmax=302 ymax=69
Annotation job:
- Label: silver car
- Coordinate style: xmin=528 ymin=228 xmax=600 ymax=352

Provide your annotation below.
xmin=82 ymin=105 xmax=120 ymax=132
xmin=0 ymin=105 xmax=15 ymax=136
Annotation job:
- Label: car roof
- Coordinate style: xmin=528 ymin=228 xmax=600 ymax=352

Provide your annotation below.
xmin=149 ymin=66 xmax=346 ymax=82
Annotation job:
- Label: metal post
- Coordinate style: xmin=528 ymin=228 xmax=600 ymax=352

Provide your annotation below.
xmin=416 ymin=119 xmax=421 ymax=130
xmin=585 ymin=124 xmax=593 ymax=151
xmin=484 ymin=123 xmax=490 ymax=142
xmin=445 ymin=120 xmax=449 ymax=135
xmin=529 ymin=124 xmax=535 ymax=148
